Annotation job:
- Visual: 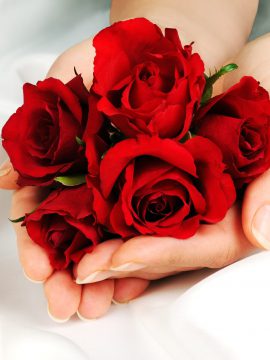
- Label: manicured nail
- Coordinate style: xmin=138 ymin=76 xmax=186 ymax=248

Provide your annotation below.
xmin=0 ymin=160 xmax=11 ymax=177
xmin=23 ymin=269 xmax=44 ymax=284
xmin=47 ymin=305 xmax=70 ymax=323
xmin=110 ymin=262 xmax=146 ymax=272
xmin=252 ymin=205 xmax=270 ymax=250
xmin=77 ymin=310 xmax=97 ymax=321
xmin=111 ymin=298 xmax=130 ymax=305
xmin=76 ymin=270 xmax=115 ymax=285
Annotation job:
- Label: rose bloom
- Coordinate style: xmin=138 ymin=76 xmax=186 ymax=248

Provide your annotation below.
xmin=194 ymin=76 xmax=270 ymax=188
xmin=91 ymin=18 xmax=205 ymax=139
xmin=23 ymin=185 xmax=107 ymax=270
xmin=2 ymin=75 xmax=88 ymax=186
xmin=96 ymin=136 xmax=235 ymax=239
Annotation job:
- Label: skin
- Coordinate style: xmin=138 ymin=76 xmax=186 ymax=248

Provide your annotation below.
xmin=0 ymin=0 xmax=266 ymax=321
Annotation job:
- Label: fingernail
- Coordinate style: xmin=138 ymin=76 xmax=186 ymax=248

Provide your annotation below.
xmin=47 ymin=305 xmax=70 ymax=323
xmin=110 ymin=262 xmax=146 ymax=272
xmin=252 ymin=205 xmax=270 ymax=250
xmin=0 ymin=160 xmax=11 ymax=177
xmin=23 ymin=269 xmax=44 ymax=284
xmin=111 ymin=298 xmax=130 ymax=305
xmin=76 ymin=270 xmax=115 ymax=285
xmin=77 ymin=310 xmax=97 ymax=321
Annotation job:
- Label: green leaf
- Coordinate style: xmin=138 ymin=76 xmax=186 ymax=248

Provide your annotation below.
xmin=218 ymin=63 xmax=238 ymax=75
xmin=76 ymin=136 xmax=86 ymax=147
xmin=201 ymin=84 xmax=213 ymax=105
xmin=8 ymin=207 xmax=37 ymax=224
xmin=9 ymin=215 xmax=25 ymax=223
xmin=201 ymin=63 xmax=238 ymax=105
xmin=55 ymin=175 xmax=86 ymax=186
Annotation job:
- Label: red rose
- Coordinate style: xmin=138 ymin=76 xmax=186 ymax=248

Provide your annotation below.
xmin=97 ymin=136 xmax=235 ymax=239
xmin=194 ymin=76 xmax=270 ymax=188
xmin=2 ymin=75 xmax=88 ymax=186
xmin=92 ymin=18 xmax=205 ymax=139
xmin=23 ymin=185 xmax=106 ymax=270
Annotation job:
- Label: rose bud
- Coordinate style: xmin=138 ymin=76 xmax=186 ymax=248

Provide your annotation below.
xmin=194 ymin=76 xmax=270 ymax=188
xmin=23 ymin=185 xmax=108 ymax=270
xmin=2 ymin=75 xmax=89 ymax=186
xmin=91 ymin=18 xmax=205 ymax=140
xmin=96 ymin=135 xmax=235 ymax=239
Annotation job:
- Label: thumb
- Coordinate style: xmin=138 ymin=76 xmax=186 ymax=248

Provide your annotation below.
xmin=242 ymin=169 xmax=270 ymax=250
xmin=0 ymin=160 xmax=19 ymax=190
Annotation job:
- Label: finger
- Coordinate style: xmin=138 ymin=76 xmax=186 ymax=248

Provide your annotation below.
xmin=11 ymin=186 xmax=53 ymax=281
xmin=113 ymin=278 xmax=150 ymax=304
xmin=76 ymin=239 xmax=123 ymax=284
xmin=110 ymin=267 xmax=199 ymax=281
xmin=223 ymin=33 xmax=270 ymax=92
xmin=242 ymin=169 xmax=270 ymax=249
xmin=44 ymin=270 xmax=81 ymax=322
xmin=76 ymin=238 xmax=194 ymax=284
xmin=108 ymin=206 xmax=254 ymax=279
xmin=0 ymin=160 xmax=19 ymax=190
xmin=77 ymin=279 xmax=114 ymax=320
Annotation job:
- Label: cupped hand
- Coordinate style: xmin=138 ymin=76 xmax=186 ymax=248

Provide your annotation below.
xmin=0 ymin=39 xmax=149 ymax=322
xmin=77 ymin=32 xmax=270 ymax=286
xmin=0 ymin=0 xmax=263 ymax=320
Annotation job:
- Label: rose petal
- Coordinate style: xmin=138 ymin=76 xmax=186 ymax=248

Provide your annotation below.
xmin=100 ymin=136 xmax=197 ymax=198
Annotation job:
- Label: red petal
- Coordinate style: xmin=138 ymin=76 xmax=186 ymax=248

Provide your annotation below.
xmin=100 ymin=136 xmax=197 ymax=198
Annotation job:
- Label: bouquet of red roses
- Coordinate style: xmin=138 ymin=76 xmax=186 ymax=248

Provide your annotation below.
xmin=2 ymin=18 xmax=270 ymax=271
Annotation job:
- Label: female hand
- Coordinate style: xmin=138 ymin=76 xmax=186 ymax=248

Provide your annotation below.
xmin=0 ymin=40 xmax=150 ymax=322
xmin=76 ymin=32 xmax=270 ymax=286
xmin=0 ymin=0 xmax=260 ymax=320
